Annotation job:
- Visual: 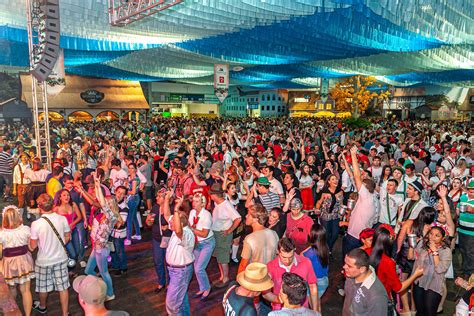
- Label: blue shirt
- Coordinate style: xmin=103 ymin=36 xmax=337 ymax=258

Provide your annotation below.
xmin=302 ymin=247 xmax=328 ymax=279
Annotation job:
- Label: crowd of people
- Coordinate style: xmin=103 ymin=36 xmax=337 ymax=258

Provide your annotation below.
xmin=0 ymin=116 xmax=473 ymax=316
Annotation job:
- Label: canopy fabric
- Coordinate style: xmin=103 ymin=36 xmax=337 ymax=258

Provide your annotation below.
xmin=0 ymin=0 xmax=473 ymax=88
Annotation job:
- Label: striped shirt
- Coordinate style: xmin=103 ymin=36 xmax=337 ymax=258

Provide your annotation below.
xmin=257 ymin=191 xmax=281 ymax=212
xmin=0 ymin=151 xmax=13 ymax=175
xmin=458 ymin=194 xmax=474 ymax=236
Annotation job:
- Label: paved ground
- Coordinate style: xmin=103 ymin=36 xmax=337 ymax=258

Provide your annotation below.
xmin=0 ymin=200 xmax=461 ymax=315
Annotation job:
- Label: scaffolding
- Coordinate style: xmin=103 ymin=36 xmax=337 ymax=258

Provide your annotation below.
xmin=26 ymin=0 xmax=52 ymax=170
xmin=108 ymin=0 xmax=183 ymax=26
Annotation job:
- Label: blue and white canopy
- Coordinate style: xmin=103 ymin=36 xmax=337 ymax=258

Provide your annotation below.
xmin=0 ymin=0 xmax=473 ymax=87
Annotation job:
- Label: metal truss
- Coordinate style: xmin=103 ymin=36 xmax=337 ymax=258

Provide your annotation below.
xmin=108 ymin=0 xmax=183 ymax=26
xmin=26 ymin=0 xmax=52 ymax=169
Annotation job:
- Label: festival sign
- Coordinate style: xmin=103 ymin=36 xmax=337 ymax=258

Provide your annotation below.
xmin=80 ymin=89 xmax=105 ymax=104
xmin=214 ymin=64 xmax=229 ymax=103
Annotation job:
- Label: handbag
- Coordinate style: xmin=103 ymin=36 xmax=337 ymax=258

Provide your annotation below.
xmin=42 ymin=216 xmax=76 ymax=268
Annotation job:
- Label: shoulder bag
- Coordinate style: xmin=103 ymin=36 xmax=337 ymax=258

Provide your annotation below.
xmin=42 ymin=216 xmax=76 ymax=268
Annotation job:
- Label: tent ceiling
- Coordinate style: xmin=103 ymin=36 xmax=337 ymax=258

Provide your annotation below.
xmin=0 ymin=0 xmax=473 ymax=88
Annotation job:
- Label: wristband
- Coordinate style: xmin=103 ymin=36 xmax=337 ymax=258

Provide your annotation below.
xmin=432 ymin=251 xmax=439 ymax=256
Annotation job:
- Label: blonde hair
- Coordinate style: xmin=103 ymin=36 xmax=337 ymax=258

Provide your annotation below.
xmin=2 ymin=206 xmax=23 ymax=229
xmin=106 ymin=196 xmax=120 ymax=217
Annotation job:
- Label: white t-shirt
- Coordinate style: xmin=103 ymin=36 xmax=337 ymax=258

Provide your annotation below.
xmin=211 ymin=200 xmax=242 ymax=231
xmin=269 ymin=178 xmax=284 ymax=197
xmin=341 ymin=170 xmax=353 ymax=193
xmin=109 ymin=168 xmax=128 ymax=193
xmin=188 ymin=208 xmax=214 ymax=242
xmin=378 ymin=187 xmax=404 ymax=226
xmin=369 ymin=166 xmax=383 ymax=185
xmin=166 ymin=224 xmax=195 ymax=266
xmin=348 ymin=185 xmax=376 ymax=239
xmin=30 ymin=213 xmax=70 ymax=267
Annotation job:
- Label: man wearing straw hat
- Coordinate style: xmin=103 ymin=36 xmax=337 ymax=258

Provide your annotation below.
xmin=223 ymin=262 xmax=274 ymax=316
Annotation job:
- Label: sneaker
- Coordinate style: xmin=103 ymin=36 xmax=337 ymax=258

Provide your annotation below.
xmin=338 ymin=288 xmax=345 ymax=297
xmin=32 ymin=300 xmax=47 ymax=314
xmin=131 ymin=235 xmax=142 ymax=240
xmin=231 ymin=257 xmax=239 ymax=264
xmin=124 ymin=239 xmax=132 ymax=246
xmin=105 ymin=295 xmax=115 ymax=302
xmin=79 ymin=260 xmax=87 ymax=268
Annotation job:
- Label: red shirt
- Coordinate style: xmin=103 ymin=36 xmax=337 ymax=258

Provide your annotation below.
xmin=272 ymin=144 xmax=282 ymax=159
xmin=286 ymin=213 xmax=314 ymax=254
xmin=365 ymin=248 xmax=402 ymax=298
xmin=267 ymin=254 xmax=317 ymax=310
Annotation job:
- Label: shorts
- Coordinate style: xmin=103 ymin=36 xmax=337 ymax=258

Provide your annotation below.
xmin=212 ymin=230 xmax=233 ymax=264
xmin=0 ymin=173 xmax=13 ymax=186
xmin=35 ymin=261 xmax=70 ymax=293
xmin=144 ymin=186 xmax=153 ymax=200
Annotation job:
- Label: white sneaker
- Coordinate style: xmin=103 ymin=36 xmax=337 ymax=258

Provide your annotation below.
xmin=338 ymin=288 xmax=345 ymax=297
xmin=124 ymin=239 xmax=131 ymax=246
xmin=105 ymin=295 xmax=115 ymax=302
xmin=79 ymin=261 xmax=87 ymax=268
xmin=131 ymin=235 xmax=142 ymax=240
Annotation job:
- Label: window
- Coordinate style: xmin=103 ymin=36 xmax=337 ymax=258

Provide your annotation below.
xmin=267 ymin=95 xmax=270 ymax=101
xmin=278 ymin=96 xmax=281 ymax=101
xmin=261 ymin=95 xmax=265 ymax=101
xmin=326 ymin=103 xmax=332 ymax=110
xmin=278 ymin=106 xmax=281 ymax=112
xmin=318 ymin=103 xmax=324 ymax=110
xmin=272 ymin=106 xmax=275 ymax=111
xmin=272 ymin=94 xmax=276 ymax=101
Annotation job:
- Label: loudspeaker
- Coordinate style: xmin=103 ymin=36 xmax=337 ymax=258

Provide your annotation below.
xmin=30 ymin=0 xmax=60 ymax=82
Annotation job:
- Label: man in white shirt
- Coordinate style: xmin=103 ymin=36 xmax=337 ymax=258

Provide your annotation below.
xmin=428 ymin=146 xmax=441 ymax=172
xmin=368 ymin=156 xmax=383 ymax=185
xmin=344 ymin=146 xmax=377 ymax=259
xmin=109 ymin=158 xmax=128 ymax=194
xmin=378 ymin=179 xmax=404 ymax=227
xmin=30 ymin=193 xmax=71 ymax=316
xmin=209 ymin=183 xmax=242 ymax=288
xmin=441 ymin=148 xmax=458 ymax=173
xmin=163 ymin=193 xmax=195 ymax=316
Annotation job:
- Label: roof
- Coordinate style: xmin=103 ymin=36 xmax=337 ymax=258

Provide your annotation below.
xmin=20 ymin=74 xmax=149 ymax=110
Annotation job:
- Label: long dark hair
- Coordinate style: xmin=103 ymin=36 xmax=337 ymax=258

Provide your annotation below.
xmin=423 ymin=226 xmax=450 ymax=250
xmin=379 ymin=165 xmax=392 ymax=186
xmin=411 ymin=206 xmax=436 ymax=238
xmin=369 ymin=227 xmax=393 ymax=272
xmin=307 ymin=223 xmax=329 ymax=267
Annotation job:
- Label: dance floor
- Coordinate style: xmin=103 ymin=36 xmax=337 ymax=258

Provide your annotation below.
xmin=1 ymin=214 xmax=458 ymax=316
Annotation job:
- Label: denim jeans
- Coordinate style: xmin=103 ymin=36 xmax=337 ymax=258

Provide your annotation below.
xmin=127 ymin=195 xmax=141 ymax=239
xmin=317 ymin=276 xmax=329 ymax=298
xmin=342 ymin=234 xmax=362 ymax=261
xmin=152 ymin=239 xmax=168 ymax=287
xmin=67 ymin=223 xmax=86 ymax=262
xmin=193 ymin=237 xmax=216 ymax=292
xmin=166 ymin=264 xmax=193 ymax=316
xmin=111 ymin=237 xmax=127 ymax=270
xmin=320 ymin=218 xmax=339 ymax=252
xmin=85 ymin=248 xmax=114 ymax=297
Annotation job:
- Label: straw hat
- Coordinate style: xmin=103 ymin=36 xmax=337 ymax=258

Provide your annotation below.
xmin=236 ymin=263 xmax=274 ymax=292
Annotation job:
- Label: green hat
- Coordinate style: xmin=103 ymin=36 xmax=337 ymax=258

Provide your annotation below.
xmin=393 ymin=166 xmax=405 ymax=175
xmin=468 ymin=181 xmax=474 ymax=189
xmin=257 ymin=177 xmax=271 ymax=186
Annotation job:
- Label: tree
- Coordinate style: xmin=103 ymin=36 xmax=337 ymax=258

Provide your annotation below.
xmin=329 ymin=76 xmax=391 ymax=117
